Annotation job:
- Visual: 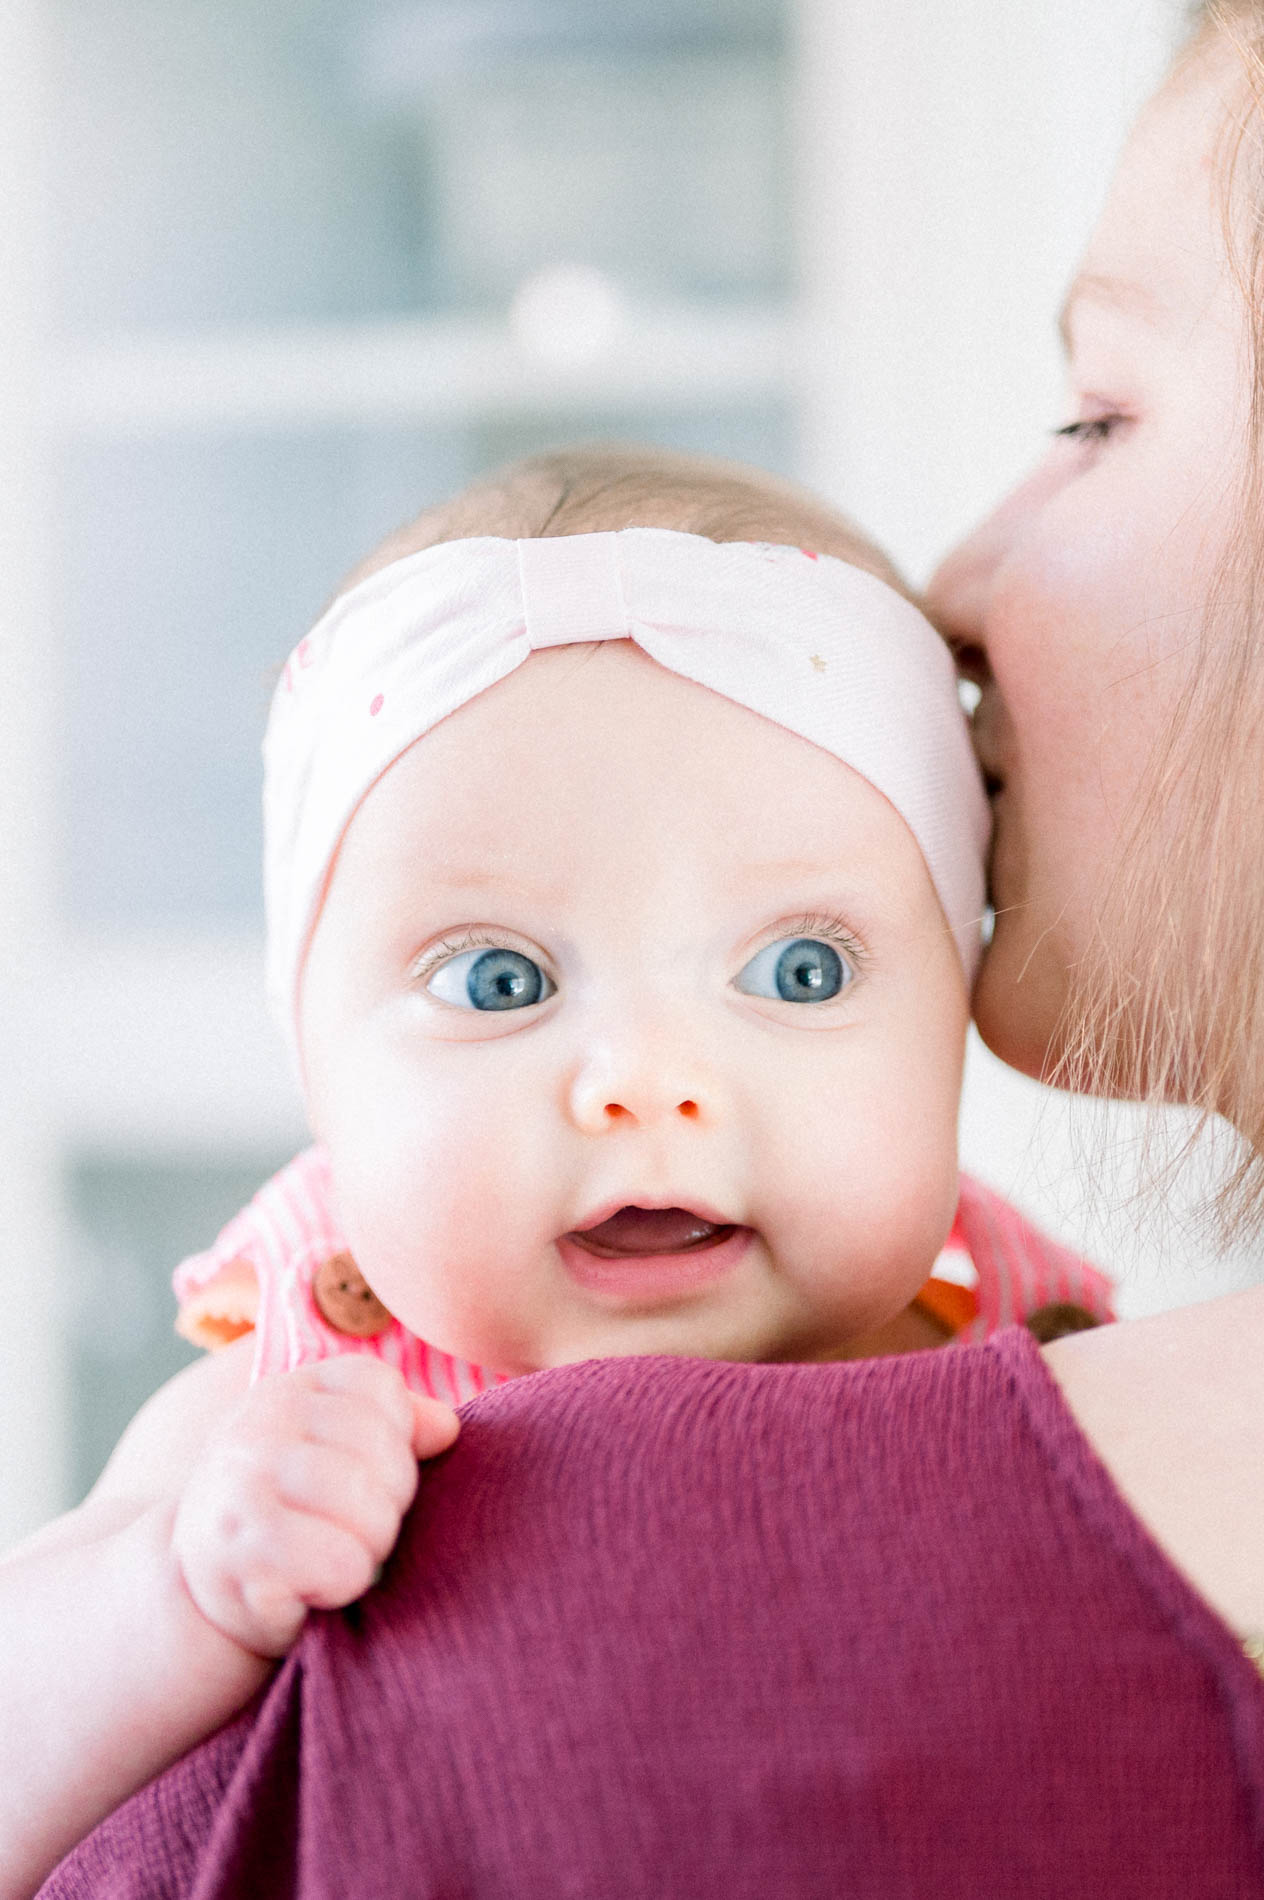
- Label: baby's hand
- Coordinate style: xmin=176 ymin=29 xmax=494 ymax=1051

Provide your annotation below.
xmin=172 ymin=1358 xmax=459 ymax=1658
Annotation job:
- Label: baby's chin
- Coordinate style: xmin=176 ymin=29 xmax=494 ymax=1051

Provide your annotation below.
xmin=434 ymin=1290 xmax=910 ymax=1378
xmin=515 ymin=1306 xmax=915 ymax=1372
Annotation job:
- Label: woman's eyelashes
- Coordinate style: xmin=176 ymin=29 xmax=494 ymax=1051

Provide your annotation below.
xmin=1052 ymin=410 xmax=1128 ymax=447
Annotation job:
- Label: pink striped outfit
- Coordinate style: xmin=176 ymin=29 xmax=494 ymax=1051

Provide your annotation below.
xmin=174 ymin=1148 xmax=506 ymax=1404
xmin=172 ymin=1149 xmax=1115 ymax=1395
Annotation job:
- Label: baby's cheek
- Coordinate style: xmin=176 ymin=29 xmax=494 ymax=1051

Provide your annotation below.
xmin=791 ymin=1155 xmax=954 ymax=1312
xmin=773 ymin=1054 xmax=959 ymax=1315
xmin=327 ymin=1079 xmax=549 ymax=1361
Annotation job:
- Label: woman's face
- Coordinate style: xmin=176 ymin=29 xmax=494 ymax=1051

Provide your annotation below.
xmin=926 ymin=35 xmax=1252 ymax=1081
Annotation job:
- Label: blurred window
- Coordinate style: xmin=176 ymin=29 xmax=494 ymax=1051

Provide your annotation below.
xmin=42 ymin=0 xmax=791 ymax=1499
xmin=51 ymin=0 xmax=791 ymax=930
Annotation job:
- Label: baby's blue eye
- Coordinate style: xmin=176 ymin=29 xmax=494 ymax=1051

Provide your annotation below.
xmin=735 ymin=936 xmax=850 ymax=1004
xmin=426 ymin=947 xmax=554 ymax=1012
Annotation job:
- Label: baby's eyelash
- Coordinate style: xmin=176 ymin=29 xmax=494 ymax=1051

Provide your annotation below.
xmin=410 ymin=928 xmax=512 ymax=982
xmin=778 ymin=911 xmax=869 ymax=968
xmin=412 ymin=917 xmax=870 ymax=984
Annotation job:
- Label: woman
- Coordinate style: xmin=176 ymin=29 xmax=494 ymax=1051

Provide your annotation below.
xmin=34 ymin=7 xmax=1264 ymax=1895
xmin=928 ymin=0 xmax=1264 ymax=1651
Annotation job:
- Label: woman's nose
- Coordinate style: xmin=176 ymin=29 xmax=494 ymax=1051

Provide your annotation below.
xmin=924 ymin=519 xmax=1001 ymax=676
xmin=926 ymin=459 xmax=1055 ymax=674
xmin=566 ymin=1038 xmax=712 ymax=1135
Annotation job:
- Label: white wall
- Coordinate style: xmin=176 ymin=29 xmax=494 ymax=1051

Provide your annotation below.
xmin=0 ymin=0 xmax=72 ymax=1548
xmin=793 ymin=0 xmax=1180 ymax=575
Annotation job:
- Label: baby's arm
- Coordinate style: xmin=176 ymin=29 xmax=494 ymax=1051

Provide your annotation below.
xmin=0 ymin=1340 xmax=459 ymax=1897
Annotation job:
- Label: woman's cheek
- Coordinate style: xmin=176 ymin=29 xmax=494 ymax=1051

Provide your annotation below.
xmin=987 ymin=528 xmax=1098 ymax=706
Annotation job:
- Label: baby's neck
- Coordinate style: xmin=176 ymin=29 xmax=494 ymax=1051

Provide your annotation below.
xmin=790 ymin=1300 xmax=954 ymax=1363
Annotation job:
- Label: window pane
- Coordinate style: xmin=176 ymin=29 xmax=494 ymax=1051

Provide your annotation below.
xmin=58 ymin=406 xmax=789 ymax=929
xmin=65 ymin=1151 xmax=291 ymax=1500
xmin=52 ymin=0 xmax=787 ymax=334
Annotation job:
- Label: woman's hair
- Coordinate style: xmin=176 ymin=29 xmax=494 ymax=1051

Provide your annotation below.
xmin=1053 ymin=2 xmax=1264 ymax=1238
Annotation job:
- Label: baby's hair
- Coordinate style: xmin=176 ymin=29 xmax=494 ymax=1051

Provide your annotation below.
xmin=336 ymin=444 xmax=910 ymax=604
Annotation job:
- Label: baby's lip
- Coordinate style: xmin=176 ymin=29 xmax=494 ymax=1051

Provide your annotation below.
xmin=564 ymin=1202 xmax=739 ymax=1259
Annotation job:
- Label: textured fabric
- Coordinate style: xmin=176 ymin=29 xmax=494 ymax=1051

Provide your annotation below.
xmin=264 ymin=532 xmax=990 ymax=1047
xmin=44 ymin=1328 xmax=1264 ymax=1900
xmin=950 ymin=1172 xmax=1116 ymax=1339
xmin=172 ymin=1151 xmax=1116 ymax=1390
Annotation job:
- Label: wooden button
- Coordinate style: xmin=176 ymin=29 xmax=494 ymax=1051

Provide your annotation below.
xmin=1024 ymin=1302 xmax=1101 ymax=1345
xmin=312 ymin=1252 xmax=393 ymax=1338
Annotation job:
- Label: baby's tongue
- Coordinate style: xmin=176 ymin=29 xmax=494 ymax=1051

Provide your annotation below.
xmin=568 ymin=1206 xmax=730 ymax=1258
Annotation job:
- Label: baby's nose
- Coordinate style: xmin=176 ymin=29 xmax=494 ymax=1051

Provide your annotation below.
xmin=567 ymin=1041 xmax=711 ymax=1135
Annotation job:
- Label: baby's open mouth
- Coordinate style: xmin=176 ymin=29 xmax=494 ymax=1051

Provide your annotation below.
xmin=565 ymin=1206 xmax=738 ymax=1259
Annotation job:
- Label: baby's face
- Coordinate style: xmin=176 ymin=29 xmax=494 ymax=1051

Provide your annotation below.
xmin=300 ymin=640 xmax=968 ymax=1374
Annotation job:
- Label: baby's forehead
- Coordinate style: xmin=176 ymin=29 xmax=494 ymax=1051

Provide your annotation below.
xmin=391 ymin=634 xmax=850 ymax=765
xmin=353 ymin=640 xmax=932 ymax=887
xmin=270 ymin=526 xmax=987 ymax=1043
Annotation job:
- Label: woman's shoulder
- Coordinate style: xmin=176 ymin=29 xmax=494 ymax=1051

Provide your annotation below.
xmin=1042 ymin=1285 xmax=1264 ymax=1640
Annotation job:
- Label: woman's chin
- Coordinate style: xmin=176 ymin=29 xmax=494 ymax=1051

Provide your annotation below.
xmin=971 ymin=925 xmax=1071 ymax=1085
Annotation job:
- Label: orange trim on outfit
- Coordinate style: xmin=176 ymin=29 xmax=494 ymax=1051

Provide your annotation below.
xmin=912 ymin=1277 xmax=980 ymax=1337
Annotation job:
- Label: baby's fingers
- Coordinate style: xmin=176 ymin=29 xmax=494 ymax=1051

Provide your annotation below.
xmin=304 ymin=1359 xmax=458 ymax=1466
xmin=211 ymin=1514 xmax=383 ymax=1658
xmin=306 ymin=1355 xmax=418 ymax=1440
xmin=298 ymin=1385 xmax=422 ymax=1512
xmin=272 ymin=1439 xmax=411 ymax=1562
xmin=299 ymin=1361 xmax=458 ymax=1484
xmin=411 ymin=1393 xmax=461 ymax=1461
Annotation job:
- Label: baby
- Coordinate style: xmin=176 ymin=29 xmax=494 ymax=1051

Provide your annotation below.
xmin=178 ymin=446 xmax=1111 ymax=1389
xmin=1 ymin=446 xmax=1113 ymax=1889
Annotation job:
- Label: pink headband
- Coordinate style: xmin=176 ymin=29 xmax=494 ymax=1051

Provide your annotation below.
xmin=265 ymin=529 xmax=989 ymax=1053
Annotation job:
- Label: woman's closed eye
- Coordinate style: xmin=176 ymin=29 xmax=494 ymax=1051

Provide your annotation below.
xmin=425 ymin=945 xmax=555 ymax=1012
xmin=733 ymin=934 xmax=855 ymax=1004
xmin=1052 ymin=410 xmax=1128 ymax=448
